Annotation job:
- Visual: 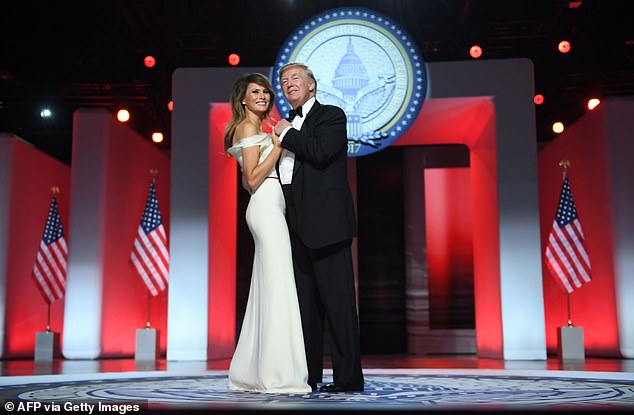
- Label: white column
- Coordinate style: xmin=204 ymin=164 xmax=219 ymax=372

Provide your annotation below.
xmin=62 ymin=109 xmax=108 ymax=359
xmin=606 ymin=98 xmax=634 ymax=358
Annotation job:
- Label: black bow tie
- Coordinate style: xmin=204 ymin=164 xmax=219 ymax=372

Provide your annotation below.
xmin=287 ymin=106 xmax=303 ymax=121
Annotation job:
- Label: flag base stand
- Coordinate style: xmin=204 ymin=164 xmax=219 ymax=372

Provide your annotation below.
xmin=557 ymin=326 xmax=585 ymax=360
xmin=34 ymin=331 xmax=60 ymax=361
xmin=135 ymin=328 xmax=159 ymax=361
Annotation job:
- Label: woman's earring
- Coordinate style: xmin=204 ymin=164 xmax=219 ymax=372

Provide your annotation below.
xmin=242 ymin=102 xmax=246 ymax=105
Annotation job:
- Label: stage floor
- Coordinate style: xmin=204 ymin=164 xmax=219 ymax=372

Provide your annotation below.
xmin=1 ymin=356 xmax=633 ymax=412
xmin=1 ymin=354 xmax=633 ymax=377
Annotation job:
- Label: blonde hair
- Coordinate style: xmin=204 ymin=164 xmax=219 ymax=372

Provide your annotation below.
xmin=278 ymin=62 xmax=317 ymax=94
xmin=223 ymin=73 xmax=275 ymax=152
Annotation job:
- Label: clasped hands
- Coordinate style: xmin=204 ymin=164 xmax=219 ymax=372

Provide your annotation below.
xmin=272 ymin=119 xmax=292 ymax=147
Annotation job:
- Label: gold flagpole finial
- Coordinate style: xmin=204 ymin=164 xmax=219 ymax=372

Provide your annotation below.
xmin=50 ymin=186 xmax=60 ymax=195
xmin=558 ymin=160 xmax=570 ymax=179
xmin=150 ymin=168 xmax=159 ymax=178
xmin=558 ymin=160 xmax=570 ymax=169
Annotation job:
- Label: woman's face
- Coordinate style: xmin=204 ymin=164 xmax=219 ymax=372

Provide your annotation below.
xmin=242 ymin=82 xmax=271 ymax=116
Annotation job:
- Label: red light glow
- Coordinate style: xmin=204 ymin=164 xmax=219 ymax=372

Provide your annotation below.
xmin=534 ymin=94 xmax=545 ymax=105
xmin=469 ymin=45 xmax=482 ymax=59
xmin=167 ymin=101 xmax=174 ymax=111
xmin=228 ymin=53 xmax=240 ymax=66
xmin=558 ymin=40 xmax=571 ymax=53
xmin=144 ymin=55 xmax=156 ymax=68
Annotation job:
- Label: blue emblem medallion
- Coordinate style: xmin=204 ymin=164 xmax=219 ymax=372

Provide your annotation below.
xmin=272 ymin=7 xmax=427 ymax=157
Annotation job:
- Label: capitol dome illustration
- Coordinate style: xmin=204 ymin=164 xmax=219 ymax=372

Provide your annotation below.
xmin=332 ymin=38 xmax=370 ymax=102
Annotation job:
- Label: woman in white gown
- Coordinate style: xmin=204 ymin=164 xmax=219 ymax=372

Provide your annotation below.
xmin=224 ymin=73 xmax=311 ymax=394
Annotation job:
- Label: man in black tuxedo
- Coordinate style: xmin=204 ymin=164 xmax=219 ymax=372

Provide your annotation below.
xmin=273 ymin=62 xmax=364 ymax=393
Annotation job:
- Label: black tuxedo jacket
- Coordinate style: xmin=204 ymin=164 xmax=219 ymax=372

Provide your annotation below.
xmin=281 ymin=100 xmax=357 ymax=249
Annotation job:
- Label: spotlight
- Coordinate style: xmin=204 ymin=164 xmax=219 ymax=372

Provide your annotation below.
xmin=39 ymin=108 xmax=52 ymax=118
xmin=144 ymin=55 xmax=156 ymax=68
xmin=469 ymin=45 xmax=482 ymax=59
xmin=167 ymin=100 xmax=174 ymax=111
xmin=117 ymin=109 xmax=130 ymax=122
xmin=534 ymin=94 xmax=545 ymax=105
xmin=152 ymin=132 xmax=164 ymax=143
xmin=228 ymin=53 xmax=240 ymax=66
xmin=587 ymin=98 xmax=600 ymax=110
xmin=552 ymin=122 xmax=565 ymax=134
xmin=558 ymin=40 xmax=571 ymax=54
xmin=568 ymin=1 xmax=583 ymax=8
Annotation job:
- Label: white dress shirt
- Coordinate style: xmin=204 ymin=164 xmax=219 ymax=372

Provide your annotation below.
xmin=279 ymin=97 xmax=316 ymax=185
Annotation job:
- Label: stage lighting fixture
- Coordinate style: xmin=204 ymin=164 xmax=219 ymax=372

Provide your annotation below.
xmin=152 ymin=132 xmax=164 ymax=143
xmin=534 ymin=94 xmax=544 ymax=105
xmin=117 ymin=109 xmax=130 ymax=122
xmin=144 ymin=55 xmax=156 ymax=68
xmin=39 ymin=108 xmax=52 ymax=118
xmin=167 ymin=101 xmax=174 ymax=111
xmin=587 ymin=98 xmax=600 ymax=110
xmin=568 ymin=1 xmax=582 ymax=8
xmin=228 ymin=53 xmax=240 ymax=66
xmin=558 ymin=40 xmax=571 ymax=53
xmin=552 ymin=122 xmax=565 ymax=134
xmin=469 ymin=45 xmax=482 ymax=59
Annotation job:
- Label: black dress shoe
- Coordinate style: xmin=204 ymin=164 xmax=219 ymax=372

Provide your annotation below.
xmin=318 ymin=382 xmax=364 ymax=393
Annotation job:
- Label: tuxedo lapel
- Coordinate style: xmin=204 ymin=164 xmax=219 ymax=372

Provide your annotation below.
xmin=292 ymin=100 xmax=320 ymax=178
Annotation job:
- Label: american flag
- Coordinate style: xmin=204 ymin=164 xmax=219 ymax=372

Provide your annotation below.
xmin=32 ymin=195 xmax=68 ymax=304
xmin=544 ymin=173 xmax=592 ymax=293
xmin=130 ymin=180 xmax=169 ymax=296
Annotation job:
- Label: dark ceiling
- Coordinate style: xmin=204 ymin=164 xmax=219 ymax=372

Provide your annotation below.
xmin=1 ymin=0 xmax=633 ymax=164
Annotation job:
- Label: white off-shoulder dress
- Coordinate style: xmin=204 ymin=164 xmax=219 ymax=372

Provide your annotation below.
xmin=226 ymin=133 xmax=311 ymax=394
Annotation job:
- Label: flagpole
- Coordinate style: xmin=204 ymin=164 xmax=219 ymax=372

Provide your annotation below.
xmin=559 ymin=160 xmax=573 ymax=328
xmin=146 ymin=293 xmax=151 ymax=328
xmin=146 ymin=168 xmax=158 ymax=330
xmin=46 ymin=303 xmax=51 ymax=332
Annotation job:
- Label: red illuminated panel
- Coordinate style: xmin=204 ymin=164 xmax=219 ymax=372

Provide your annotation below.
xmin=98 ymin=115 xmax=170 ymax=357
xmin=425 ymin=168 xmax=474 ymax=329
xmin=3 ymin=139 xmax=70 ymax=358
xmin=207 ymin=104 xmax=237 ymax=358
xmin=538 ymin=107 xmax=619 ymax=356
xmin=396 ymin=97 xmax=503 ymax=357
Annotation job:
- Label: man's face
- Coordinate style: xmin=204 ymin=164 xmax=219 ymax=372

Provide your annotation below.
xmin=280 ymin=67 xmax=315 ymax=109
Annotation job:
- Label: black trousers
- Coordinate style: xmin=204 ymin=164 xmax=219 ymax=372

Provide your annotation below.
xmin=283 ymin=185 xmax=364 ymax=386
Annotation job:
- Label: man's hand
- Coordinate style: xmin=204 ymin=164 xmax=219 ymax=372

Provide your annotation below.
xmin=274 ymin=119 xmax=291 ymax=136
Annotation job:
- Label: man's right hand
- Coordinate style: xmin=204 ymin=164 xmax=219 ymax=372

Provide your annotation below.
xmin=274 ymin=119 xmax=291 ymax=136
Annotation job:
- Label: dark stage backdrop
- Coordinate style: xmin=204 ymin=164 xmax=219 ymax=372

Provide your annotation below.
xmin=357 ymin=147 xmax=407 ymax=354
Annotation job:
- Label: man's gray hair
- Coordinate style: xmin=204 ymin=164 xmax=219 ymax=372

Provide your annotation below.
xmin=278 ymin=62 xmax=317 ymax=93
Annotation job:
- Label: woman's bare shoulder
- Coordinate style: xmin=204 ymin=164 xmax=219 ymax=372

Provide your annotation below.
xmin=233 ymin=121 xmax=260 ymax=143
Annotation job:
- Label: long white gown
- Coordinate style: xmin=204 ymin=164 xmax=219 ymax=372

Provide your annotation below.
xmin=226 ymin=133 xmax=311 ymax=394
